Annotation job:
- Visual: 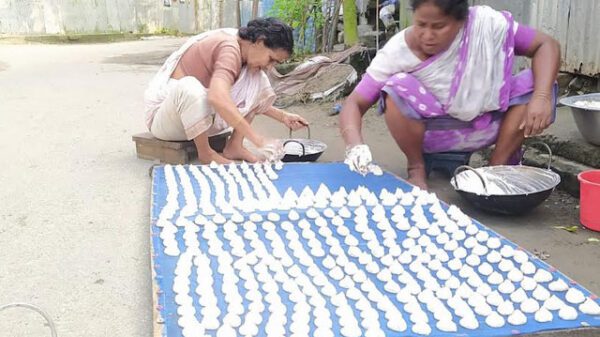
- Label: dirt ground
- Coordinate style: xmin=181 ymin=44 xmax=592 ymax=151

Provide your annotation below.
xmin=0 ymin=37 xmax=598 ymax=337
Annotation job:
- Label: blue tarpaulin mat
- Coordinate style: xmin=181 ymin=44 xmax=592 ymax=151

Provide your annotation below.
xmin=151 ymin=163 xmax=600 ymax=337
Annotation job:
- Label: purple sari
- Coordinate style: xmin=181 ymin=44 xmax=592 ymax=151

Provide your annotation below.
xmin=356 ymin=6 xmax=553 ymax=153
xmin=380 ymin=71 xmax=557 ymax=153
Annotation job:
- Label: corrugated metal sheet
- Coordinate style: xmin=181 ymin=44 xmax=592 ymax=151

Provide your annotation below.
xmin=558 ymin=1 xmax=600 ymax=75
xmin=473 ymin=0 xmax=600 ymax=76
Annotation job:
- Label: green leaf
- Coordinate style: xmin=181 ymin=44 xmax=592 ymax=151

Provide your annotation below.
xmin=588 ymin=238 xmax=600 ymax=243
xmin=553 ymin=225 xmax=579 ymax=233
xmin=269 ymin=0 xmax=331 ymax=54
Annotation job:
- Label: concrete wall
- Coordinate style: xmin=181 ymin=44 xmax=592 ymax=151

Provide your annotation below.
xmin=0 ymin=0 xmax=250 ymax=35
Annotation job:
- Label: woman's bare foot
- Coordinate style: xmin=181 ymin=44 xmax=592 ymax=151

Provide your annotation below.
xmin=407 ymin=165 xmax=428 ymax=190
xmin=223 ymin=143 xmax=259 ymax=163
xmin=198 ymin=150 xmax=232 ymax=165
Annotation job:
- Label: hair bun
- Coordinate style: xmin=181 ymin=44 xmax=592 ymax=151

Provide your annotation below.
xmin=238 ymin=17 xmax=294 ymax=55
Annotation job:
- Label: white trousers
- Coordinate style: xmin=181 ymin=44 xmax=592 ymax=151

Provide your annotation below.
xmin=150 ymin=77 xmax=216 ymax=141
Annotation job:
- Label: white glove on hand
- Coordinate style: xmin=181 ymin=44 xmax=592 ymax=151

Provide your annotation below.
xmin=256 ymin=139 xmax=285 ymax=162
xmin=345 ymin=144 xmax=374 ymax=175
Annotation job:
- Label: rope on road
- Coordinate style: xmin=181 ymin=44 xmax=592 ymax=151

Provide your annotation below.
xmin=0 ymin=302 xmax=58 ymax=337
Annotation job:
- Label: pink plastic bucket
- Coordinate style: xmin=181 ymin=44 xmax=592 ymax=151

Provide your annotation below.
xmin=579 ymin=170 xmax=600 ymax=232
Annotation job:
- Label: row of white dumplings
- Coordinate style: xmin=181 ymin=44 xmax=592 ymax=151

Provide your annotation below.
xmin=158 ymin=163 xmax=282 ymax=218
xmin=166 ymin=211 xmax=600 ymax=336
xmin=183 ymin=163 xmax=283 ymax=215
xmin=157 ymin=164 xmax=412 ymax=255
xmin=157 ymin=163 xmax=282 ymax=255
xmin=293 ymin=207 xmax=600 ymax=328
xmin=156 ymin=165 xmax=600 ymax=336
xmin=160 ymin=163 xmax=456 ymax=257
xmin=160 ymin=163 xmax=448 ymax=220
xmin=172 ymin=215 xmax=408 ymax=337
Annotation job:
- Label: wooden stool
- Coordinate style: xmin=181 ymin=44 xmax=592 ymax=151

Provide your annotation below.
xmin=132 ymin=132 xmax=230 ymax=164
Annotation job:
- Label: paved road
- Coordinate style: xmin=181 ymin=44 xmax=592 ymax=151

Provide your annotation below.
xmin=0 ymin=38 xmax=598 ymax=336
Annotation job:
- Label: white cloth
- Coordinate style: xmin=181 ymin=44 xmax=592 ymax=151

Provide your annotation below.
xmin=144 ymin=28 xmax=276 ymax=139
xmin=444 ymin=6 xmax=510 ymax=121
xmin=379 ymin=4 xmax=396 ymax=28
xmin=366 ymin=29 xmax=422 ymax=81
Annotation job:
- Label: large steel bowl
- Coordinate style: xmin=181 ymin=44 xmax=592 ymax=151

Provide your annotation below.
xmin=451 ymin=165 xmax=561 ymax=215
xmin=451 ymin=143 xmax=561 ymax=215
xmin=560 ymin=93 xmax=600 ymax=145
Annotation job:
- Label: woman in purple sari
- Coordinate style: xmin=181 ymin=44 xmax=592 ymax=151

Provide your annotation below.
xmin=340 ymin=0 xmax=560 ymax=189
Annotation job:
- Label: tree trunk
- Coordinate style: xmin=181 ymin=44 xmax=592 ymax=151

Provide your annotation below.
xmin=218 ymin=0 xmax=224 ymax=27
xmin=328 ymin=0 xmax=342 ymax=50
xmin=236 ymin=0 xmax=241 ymax=27
xmin=343 ymin=0 xmax=358 ymax=46
xmin=252 ymin=0 xmax=259 ymax=19
xmin=322 ymin=0 xmax=331 ymax=52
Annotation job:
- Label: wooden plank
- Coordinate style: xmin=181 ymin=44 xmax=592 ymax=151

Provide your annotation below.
xmin=133 ymin=131 xmax=230 ymax=163
xmin=136 ymin=143 xmax=193 ymax=164
xmin=132 ymin=132 xmax=192 ymax=150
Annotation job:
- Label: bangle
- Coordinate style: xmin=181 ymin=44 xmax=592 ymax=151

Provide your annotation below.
xmin=533 ymin=91 xmax=552 ymax=102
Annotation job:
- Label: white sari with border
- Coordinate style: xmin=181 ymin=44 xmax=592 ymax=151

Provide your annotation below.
xmin=143 ymin=29 xmax=275 ymax=134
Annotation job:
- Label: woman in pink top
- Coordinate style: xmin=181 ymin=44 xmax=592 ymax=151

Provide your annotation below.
xmin=145 ymin=18 xmax=308 ymax=164
xmin=340 ymin=0 xmax=560 ymax=189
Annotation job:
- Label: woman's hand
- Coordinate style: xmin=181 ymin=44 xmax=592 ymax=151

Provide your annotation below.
xmin=255 ymin=138 xmax=285 ymax=162
xmin=345 ymin=144 xmax=373 ymax=175
xmin=282 ymin=112 xmax=309 ymax=131
xmin=520 ymin=28 xmax=560 ymax=137
xmin=521 ymin=92 xmax=553 ymax=137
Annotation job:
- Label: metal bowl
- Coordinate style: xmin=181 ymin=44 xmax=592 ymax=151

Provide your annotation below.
xmin=452 ymin=165 xmax=561 ymax=196
xmin=451 ymin=165 xmax=561 ymax=215
xmin=281 ymin=126 xmax=327 ymax=162
xmin=451 ymin=143 xmax=561 ymax=215
xmin=282 ymin=139 xmax=327 ymax=162
xmin=560 ymin=93 xmax=600 ymax=145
